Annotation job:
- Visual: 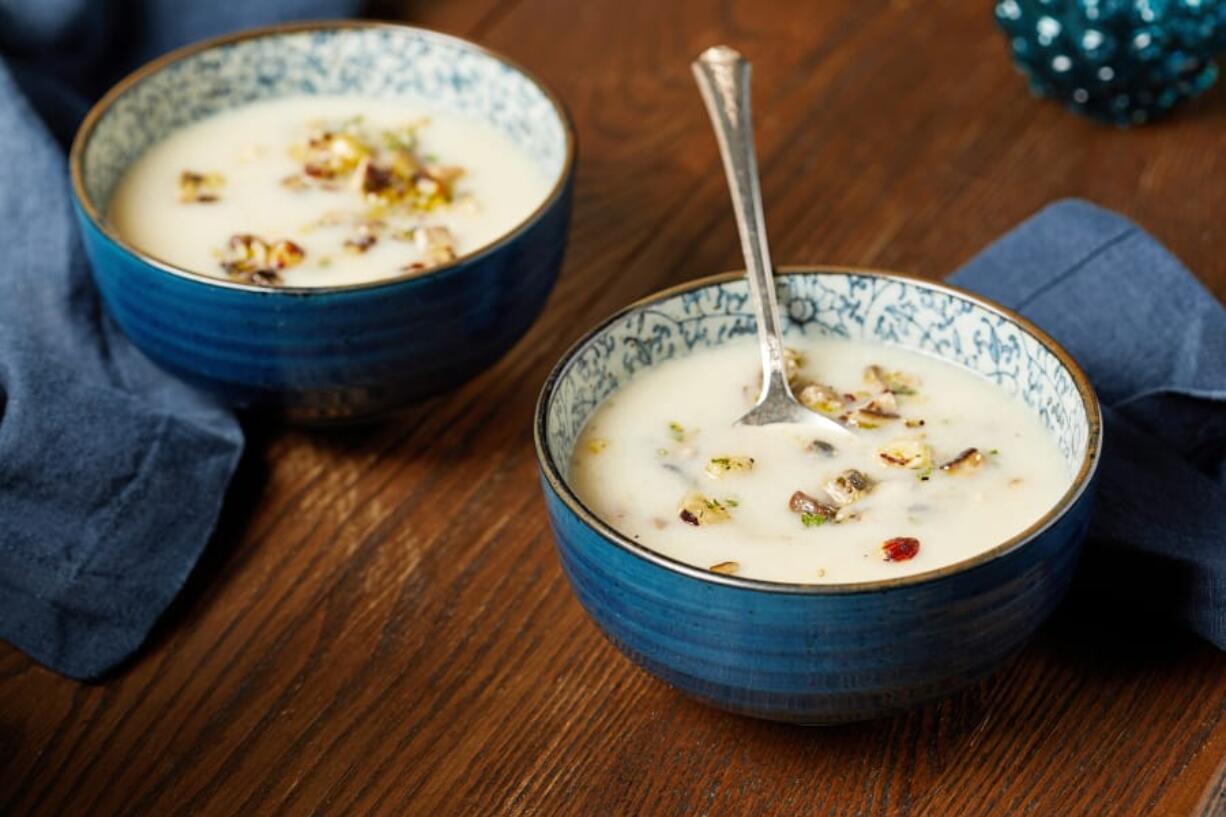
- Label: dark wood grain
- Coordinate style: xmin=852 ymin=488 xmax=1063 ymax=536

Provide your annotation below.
xmin=2 ymin=1 xmax=1224 ymax=815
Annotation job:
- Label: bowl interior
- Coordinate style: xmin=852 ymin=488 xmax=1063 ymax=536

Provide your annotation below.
xmin=542 ymin=269 xmax=1095 ymax=528
xmin=78 ymin=24 xmax=569 ymax=219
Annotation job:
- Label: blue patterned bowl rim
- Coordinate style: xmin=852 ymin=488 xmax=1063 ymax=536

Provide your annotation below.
xmin=534 ymin=267 xmax=1104 ymax=595
xmin=68 ymin=20 xmax=577 ymax=295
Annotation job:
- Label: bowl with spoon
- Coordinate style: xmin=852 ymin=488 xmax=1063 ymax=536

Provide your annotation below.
xmin=533 ymin=46 xmax=1101 ymax=723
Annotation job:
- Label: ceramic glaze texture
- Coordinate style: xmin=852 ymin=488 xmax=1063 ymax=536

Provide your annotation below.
xmin=536 ymin=269 xmax=1101 ymax=723
xmin=71 ymin=23 xmax=574 ymax=421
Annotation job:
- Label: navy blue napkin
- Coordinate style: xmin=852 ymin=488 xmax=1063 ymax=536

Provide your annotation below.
xmin=952 ymin=199 xmax=1226 ymax=650
xmin=0 ymin=0 xmax=358 ymax=680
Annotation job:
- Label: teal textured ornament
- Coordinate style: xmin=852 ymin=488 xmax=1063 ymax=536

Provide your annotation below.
xmin=995 ymin=0 xmax=1226 ymax=124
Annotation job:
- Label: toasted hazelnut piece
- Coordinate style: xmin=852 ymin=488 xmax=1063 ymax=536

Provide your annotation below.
xmin=834 ymin=506 xmax=862 ymax=523
xmin=249 ymin=269 xmax=281 ymax=286
xmin=178 ymin=170 xmax=225 ymax=203
xmin=328 ymin=132 xmax=370 ymax=163
xmin=782 ymin=347 xmax=805 ymax=382
xmin=389 ymin=148 xmax=420 ymax=179
xmin=860 ymin=390 xmax=899 ymax=417
xmin=865 ymin=364 xmax=920 ymax=395
xmin=415 ymin=225 xmax=457 ymax=267
xmin=878 ymin=439 xmax=933 ymax=470
xmin=939 ymin=447 xmax=986 ymax=475
xmin=268 ymin=240 xmax=305 ymax=270
xmin=344 ymin=233 xmax=378 ymax=254
xmin=219 ymin=234 xmax=303 ymax=285
xmin=678 ymin=492 xmax=732 ymax=526
xmin=704 ymin=455 xmax=755 ymax=479
xmin=824 ymin=469 xmax=874 ymax=506
xmin=797 ymin=382 xmax=844 ymax=414
xmin=427 ymin=164 xmax=465 ymax=185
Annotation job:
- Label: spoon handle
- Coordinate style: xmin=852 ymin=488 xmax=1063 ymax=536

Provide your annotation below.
xmin=692 ymin=45 xmax=789 ymax=391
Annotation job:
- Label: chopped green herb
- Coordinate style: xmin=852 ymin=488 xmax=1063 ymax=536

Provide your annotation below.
xmin=710 ymin=456 xmax=731 ymax=467
xmin=917 ymin=466 xmax=934 ymax=481
xmin=801 ymin=512 xmax=828 ymax=528
xmin=724 ymin=498 xmax=739 ymax=508
xmin=668 ymin=421 xmax=685 ymax=441
xmin=656 ymin=448 xmax=669 ymax=457
xmin=989 ymin=449 xmax=999 ymax=455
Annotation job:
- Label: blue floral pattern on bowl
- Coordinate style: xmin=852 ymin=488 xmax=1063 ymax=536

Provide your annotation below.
xmin=82 ymin=25 xmax=568 ymax=209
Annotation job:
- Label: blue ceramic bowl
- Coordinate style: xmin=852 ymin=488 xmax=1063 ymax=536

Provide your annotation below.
xmin=69 ymin=21 xmax=575 ymax=422
xmin=535 ymin=268 xmax=1102 ymax=724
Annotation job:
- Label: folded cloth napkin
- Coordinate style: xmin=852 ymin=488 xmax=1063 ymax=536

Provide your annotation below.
xmin=952 ymin=199 xmax=1226 ymax=650
xmin=0 ymin=0 xmax=359 ymax=680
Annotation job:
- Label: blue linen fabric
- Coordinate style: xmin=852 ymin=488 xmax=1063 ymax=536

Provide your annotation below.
xmin=0 ymin=0 xmax=359 ymax=679
xmin=952 ymin=199 xmax=1226 ymax=650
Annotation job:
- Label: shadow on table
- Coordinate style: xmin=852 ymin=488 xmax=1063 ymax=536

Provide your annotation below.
xmin=125 ymin=402 xmax=441 ymax=670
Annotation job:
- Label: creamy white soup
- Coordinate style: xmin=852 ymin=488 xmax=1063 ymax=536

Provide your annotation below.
xmin=569 ymin=338 xmax=1070 ymax=583
xmin=107 ymin=95 xmax=551 ymax=287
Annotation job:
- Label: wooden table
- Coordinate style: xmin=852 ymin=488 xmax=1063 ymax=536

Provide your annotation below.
xmin=3 ymin=1 xmax=1224 ymax=814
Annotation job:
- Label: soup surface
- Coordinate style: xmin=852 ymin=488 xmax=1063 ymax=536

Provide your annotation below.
xmin=569 ymin=337 xmax=1070 ymax=583
xmin=107 ymin=95 xmax=551 ymax=287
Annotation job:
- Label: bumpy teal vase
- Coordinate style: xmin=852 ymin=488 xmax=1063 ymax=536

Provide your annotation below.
xmin=995 ymin=0 xmax=1226 ymax=124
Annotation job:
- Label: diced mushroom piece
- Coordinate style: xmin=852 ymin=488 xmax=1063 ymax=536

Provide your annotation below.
xmin=178 ymin=170 xmax=225 ymax=203
xmin=797 ymin=382 xmax=844 ymax=414
xmin=939 ymin=447 xmax=986 ymax=475
xmin=864 ymin=364 xmax=919 ymax=395
xmin=678 ymin=492 xmax=732 ymax=526
xmin=824 ymin=469 xmax=874 ymax=506
xmin=705 ymin=455 xmax=755 ymax=479
xmin=877 ymin=439 xmax=933 ymax=470
xmin=708 ymin=561 xmax=740 ymax=575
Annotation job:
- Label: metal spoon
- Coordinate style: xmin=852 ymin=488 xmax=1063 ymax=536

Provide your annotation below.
xmin=692 ymin=45 xmax=852 ymax=436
